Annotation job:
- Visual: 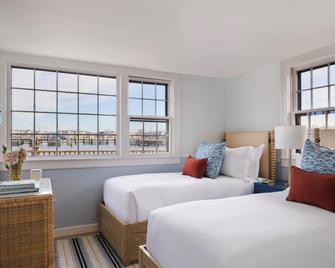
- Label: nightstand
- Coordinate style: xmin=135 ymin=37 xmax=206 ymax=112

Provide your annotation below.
xmin=254 ymin=180 xmax=288 ymax=193
xmin=0 ymin=178 xmax=54 ymax=267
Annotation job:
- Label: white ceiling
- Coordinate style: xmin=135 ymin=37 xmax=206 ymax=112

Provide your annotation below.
xmin=1 ymin=0 xmax=335 ymax=78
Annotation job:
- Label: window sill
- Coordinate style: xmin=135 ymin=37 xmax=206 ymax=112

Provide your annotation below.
xmin=1 ymin=155 xmax=182 ymax=171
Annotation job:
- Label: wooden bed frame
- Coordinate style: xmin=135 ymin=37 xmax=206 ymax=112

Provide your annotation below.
xmin=100 ymin=130 xmax=277 ymax=265
xmin=138 ymin=128 xmax=335 ymax=268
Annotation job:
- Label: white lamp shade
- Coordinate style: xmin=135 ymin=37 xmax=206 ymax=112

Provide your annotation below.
xmin=275 ymin=126 xmax=307 ymax=149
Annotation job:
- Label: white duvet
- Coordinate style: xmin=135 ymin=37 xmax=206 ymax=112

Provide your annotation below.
xmin=147 ymin=191 xmax=335 ymax=268
xmin=103 ymin=172 xmax=253 ymax=224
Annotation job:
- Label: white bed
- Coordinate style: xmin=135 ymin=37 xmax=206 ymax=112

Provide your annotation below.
xmin=147 ymin=190 xmax=335 ymax=268
xmin=103 ymin=172 xmax=254 ymax=224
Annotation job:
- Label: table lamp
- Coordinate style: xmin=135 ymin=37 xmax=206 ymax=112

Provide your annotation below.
xmin=275 ymin=126 xmax=307 ymax=184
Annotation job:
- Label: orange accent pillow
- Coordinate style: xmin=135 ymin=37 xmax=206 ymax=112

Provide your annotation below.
xmin=183 ymin=156 xmax=208 ymax=179
xmin=287 ymin=166 xmax=335 ymax=212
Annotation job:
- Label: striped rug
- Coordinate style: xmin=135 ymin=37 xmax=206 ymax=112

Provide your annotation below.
xmin=55 ymin=233 xmax=138 ymax=268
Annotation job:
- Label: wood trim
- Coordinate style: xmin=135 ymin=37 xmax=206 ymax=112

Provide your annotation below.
xmin=139 ymin=245 xmax=161 ymax=268
xmin=54 ymin=223 xmax=99 ymax=239
xmin=99 ymin=203 xmax=147 ymax=266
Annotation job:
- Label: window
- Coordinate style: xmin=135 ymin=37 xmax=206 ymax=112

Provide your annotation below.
xmin=10 ymin=67 xmax=117 ymax=156
xmin=128 ymin=79 xmax=169 ymax=154
xmin=295 ymin=63 xmax=335 ymax=130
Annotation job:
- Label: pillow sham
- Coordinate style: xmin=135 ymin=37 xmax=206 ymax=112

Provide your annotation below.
xmin=220 ymin=147 xmax=250 ymax=180
xmin=295 ymin=153 xmax=302 ymax=168
xmin=247 ymin=144 xmax=264 ymax=179
xmin=301 ymin=139 xmax=335 ymax=173
xmin=183 ymin=156 xmax=208 ymax=179
xmin=195 ymin=142 xmax=225 ymax=179
xmin=287 ymin=166 xmax=335 ymax=213
xmin=220 ymin=144 xmax=264 ymax=179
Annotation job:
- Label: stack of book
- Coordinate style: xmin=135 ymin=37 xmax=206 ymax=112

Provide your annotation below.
xmin=0 ymin=180 xmax=39 ymax=195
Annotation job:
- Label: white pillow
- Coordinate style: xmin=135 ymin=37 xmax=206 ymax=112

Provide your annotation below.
xmin=221 ymin=144 xmax=264 ymax=179
xmin=295 ymin=153 xmax=302 ymax=168
xmin=220 ymin=147 xmax=250 ymax=179
xmin=247 ymin=144 xmax=265 ymax=179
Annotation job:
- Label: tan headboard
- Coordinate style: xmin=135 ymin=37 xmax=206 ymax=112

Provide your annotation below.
xmin=314 ymin=128 xmax=335 ymax=149
xmin=223 ymin=131 xmax=276 ymax=179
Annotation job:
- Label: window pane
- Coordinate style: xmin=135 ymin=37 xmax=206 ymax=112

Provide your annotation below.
xmin=35 ymin=70 xmax=56 ymax=90
xmin=156 ymin=84 xmax=167 ymax=100
xmin=99 ymin=116 xmax=116 ymax=134
xmin=128 ymin=98 xmax=142 ymax=115
xmin=36 ymin=91 xmax=56 ymax=112
xmin=330 ymin=65 xmax=335 ymax=85
xmin=36 ymin=113 xmax=56 ymax=134
xmin=312 ymin=67 xmax=328 ymax=88
xmin=130 ymin=121 xmax=143 ymax=135
xmin=299 ymin=115 xmax=309 ymax=128
xmin=99 ymin=77 xmax=116 ymax=95
xmin=11 ymin=135 xmax=33 ymax=155
xmin=156 ymin=101 xmax=166 ymax=116
xmin=144 ymin=122 xmax=157 ymax=135
xmin=143 ymin=83 xmax=155 ymax=99
xmin=313 ymin=87 xmax=328 ymax=109
xmin=300 ymin=90 xmax=311 ymax=110
xmin=143 ymin=100 xmax=155 ymax=116
xmin=158 ymin=122 xmax=168 ymax=135
xmin=99 ymin=135 xmax=116 ymax=154
xmin=12 ymin=89 xmax=34 ymax=111
xmin=129 ymin=82 xmax=142 ymax=98
xmin=58 ymin=135 xmax=78 ymax=155
xmin=144 ymin=136 xmax=157 ymax=154
xmin=79 ymin=135 xmax=97 ymax=153
xmin=12 ymin=68 xmax=34 ymax=88
xmin=58 ymin=93 xmax=77 ymax=113
xmin=58 ymin=114 xmax=77 ymax=134
xmin=311 ymin=113 xmax=326 ymax=129
xmin=79 ymin=75 xmax=97 ymax=93
xmin=157 ymin=136 xmax=168 ymax=154
xmin=300 ymin=71 xmax=311 ymax=90
xmin=328 ymin=112 xmax=335 ymax=128
xmin=331 ymin=86 xmax=335 ymax=107
xmin=130 ymin=135 xmax=143 ymax=154
xmin=99 ymin=96 xmax=116 ymax=115
xmin=79 ymin=94 xmax=97 ymax=114
xmin=79 ymin=115 xmax=97 ymax=134
xmin=12 ymin=112 xmax=33 ymax=133
xmin=58 ymin=72 xmax=77 ymax=92
xmin=35 ymin=135 xmax=57 ymax=156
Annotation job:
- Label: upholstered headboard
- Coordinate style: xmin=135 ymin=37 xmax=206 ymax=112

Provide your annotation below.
xmin=314 ymin=128 xmax=335 ymax=149
xmin=223 ymin=131 xmax=276 ymax=179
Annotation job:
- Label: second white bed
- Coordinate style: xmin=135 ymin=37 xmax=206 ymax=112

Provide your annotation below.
xmin=147 ymin=190 xmax=335 ymax=268
xmin=103 ymin=172 xmax=254 ymax=224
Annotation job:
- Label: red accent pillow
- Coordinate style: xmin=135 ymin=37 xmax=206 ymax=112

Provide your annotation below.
xmin=287 ymin=166 xmax=335 ymax=212
xmin=183 ymin=156 xmax=208 ymax=179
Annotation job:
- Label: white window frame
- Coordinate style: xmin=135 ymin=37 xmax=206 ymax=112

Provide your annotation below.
xmin=281 ymin=44 xmax=335 ymax=165
xmin=0 ymin=51 xmax=181 ymax=169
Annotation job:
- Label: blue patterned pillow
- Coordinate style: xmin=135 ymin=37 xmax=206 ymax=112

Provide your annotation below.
xmin=195 ymin=142 xmax=225 ymax=178
xmin=301 ymin=139 xmax=335 ymax=174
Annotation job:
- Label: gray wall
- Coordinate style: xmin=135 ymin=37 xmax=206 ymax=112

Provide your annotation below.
xmin=224 ymin=62 xmax=288 ymax=180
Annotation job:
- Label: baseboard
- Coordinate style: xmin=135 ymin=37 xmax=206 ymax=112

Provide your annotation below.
xmin=54 ymin=223 xmax=99 ymax=238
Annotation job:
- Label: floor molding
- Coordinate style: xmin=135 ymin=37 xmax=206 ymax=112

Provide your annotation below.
xmin=55 ymin=223 xmax=99 ymax=239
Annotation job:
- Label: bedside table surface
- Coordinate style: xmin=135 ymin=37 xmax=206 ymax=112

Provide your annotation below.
xmin=0 ymin=178 xmax=52 ymax=199
xmin=254 ymin=180 xmax=288 ymax=193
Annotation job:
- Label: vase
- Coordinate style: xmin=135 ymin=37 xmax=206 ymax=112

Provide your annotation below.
xmin=10 ymin=165 xmax=22 ymax=181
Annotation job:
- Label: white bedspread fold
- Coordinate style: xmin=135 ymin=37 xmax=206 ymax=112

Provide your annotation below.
xmin=103 ymin=173 xmax=253 ymax=224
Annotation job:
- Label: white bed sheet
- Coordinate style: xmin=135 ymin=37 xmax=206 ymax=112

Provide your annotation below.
xmin=103 ymin=172 xmax=253 ymax=224
xmin=147 ymin=191 xmax=335 ymax=268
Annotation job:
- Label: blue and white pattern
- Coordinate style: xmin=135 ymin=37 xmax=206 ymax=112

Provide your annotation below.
xmin=195 ymin=142 xmax=225 ymax=178
xmin=301 ymin=139 xmax=335 ymax=174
